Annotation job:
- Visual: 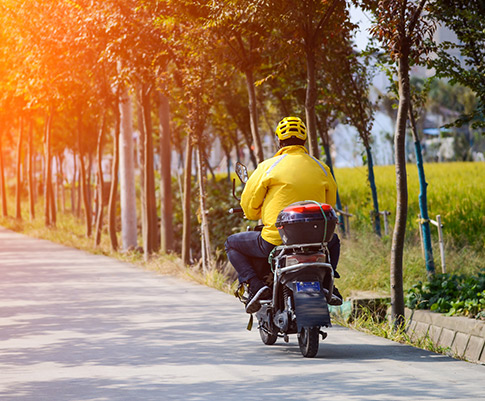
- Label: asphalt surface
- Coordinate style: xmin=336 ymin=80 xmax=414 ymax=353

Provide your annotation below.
xmin=0 ymin=226 xmax=484 ymax=401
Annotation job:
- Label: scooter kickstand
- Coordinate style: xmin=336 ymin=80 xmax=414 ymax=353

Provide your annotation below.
xmin=319 ymin=331 xmax=328 ymax=340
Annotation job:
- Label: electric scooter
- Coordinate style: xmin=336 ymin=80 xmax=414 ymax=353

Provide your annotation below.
xmin=231 ymin=162 xmax=339 ymax=357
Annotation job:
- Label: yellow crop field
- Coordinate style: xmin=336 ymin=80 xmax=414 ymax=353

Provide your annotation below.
xmin=334 ymin=162 xmax=485 ymax=251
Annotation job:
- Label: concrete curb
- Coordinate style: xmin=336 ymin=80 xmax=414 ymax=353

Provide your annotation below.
xmin=405 ymin=308 xmax=485 ymax=364
xmin=340 ymin=295 xmax=485 ymax=365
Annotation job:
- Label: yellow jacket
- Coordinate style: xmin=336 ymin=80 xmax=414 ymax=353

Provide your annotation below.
xmin=241 ymin=145 xmax=337 ymax=245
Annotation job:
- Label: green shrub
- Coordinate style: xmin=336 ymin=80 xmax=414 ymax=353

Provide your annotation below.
xmin=171 ymin=175 xmax=248 ymax=262
xmin=405 ymin=271 xmax=485 ymax=318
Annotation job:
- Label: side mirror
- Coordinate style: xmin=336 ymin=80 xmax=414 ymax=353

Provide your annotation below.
xmin=235 ymin=162 xmax=249 ymax=184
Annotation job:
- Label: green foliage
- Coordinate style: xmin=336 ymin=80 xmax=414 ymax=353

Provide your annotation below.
xmin=428 ymin=0 xmax=485 ymax=129
xmin=406 ymin=271 xmax=485 ymax=318
xmin=171 ymin=174 xmax=247 ymax=262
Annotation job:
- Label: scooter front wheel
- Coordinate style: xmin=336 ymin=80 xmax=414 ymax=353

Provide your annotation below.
xmin=298 ymin=326 xmax=319 ymax=357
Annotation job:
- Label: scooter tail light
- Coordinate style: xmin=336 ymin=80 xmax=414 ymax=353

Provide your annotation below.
xmin=286 ymin=254 xmax=327 ymax=266
xmin=286 ymin=256 xmax=300 ymax=266
xmin=315 ymin=255 xmax=327 ymax=264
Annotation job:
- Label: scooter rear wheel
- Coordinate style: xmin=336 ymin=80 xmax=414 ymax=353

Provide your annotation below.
xmin=259 ymin=327 xmax=278 ymax=345
xmin=298 ymin=326 xmax=319 ymax=357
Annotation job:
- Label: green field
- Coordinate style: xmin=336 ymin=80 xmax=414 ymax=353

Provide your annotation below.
xmin=335 ymin=162 xmax=485 ymax=250
xmin=334 ymin=161 xmax=485 ymax=296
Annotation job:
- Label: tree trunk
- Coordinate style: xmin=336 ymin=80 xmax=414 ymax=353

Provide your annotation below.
xmin=49 ymin=165 xmax=57 ymax=226
xmin=409 ymin=102 xmax=435 ymax=276
xmin=366 ymin=146 xmax=381 ymax=237
xmin=94 ymin=114 xmax=106 ymax=247
xmin=93 ymin=175 xmax=100 ymax=238
xmin=87 ymin=152 xmax=93 ymax=226
xmin=141 ymin=86 xmax=158 ymax=258
xmin=196 ymin=140 xmax=212 ymax=273
xmin=55 ymin=155 xmax=61 ymax=213
xmin=222 ymin=142 xmax=232 ymax=182
xmin=136 ymin=85 xmax=147 ymax=253
xmin=316 ymin=116 xmax=331 ymax=166
xmin=244 ymin=69 xmax=264 ymax=163
xmin=119 ymin=86 xmax=138 ymax=250
xmin=77 ymin=114 xmax=92 ymax=237
xmin=32 ymin=149 xmax=37 ymax=205
xmin=15 ymin=116 xmax=24 ymax=220
xmin=319 ymin=122 xmax=345 ymax=234
xmin=204 ymin=148 xmax=216 ymax=181
xmin=76 ymin=168 xmax=81 ymax=218
xmin=79 ymin=152 xmax=91 ymax=237
xmin=181 ymin=138 xmax=193 ymax=265
xmin=390 ymin=54 xmax=410 ymax=328
xmin=158 ymin=92 xmax=174 ymax=254
xmin=241 ymin=128 xmax=258 ymax=169
xmin=58 ymin=153 xmax=66 ymax=214
xmin=305 ymin=47 xmax=319 ymax=158
xmin=108 ymin=100 xmax=121 ymax=251
xmin=44 ymin=111 xmax=53 ymax=227
xmin=274 ymin=89 xmax=291 ymax=117
xmin=232 ymin=130 xmax=241 ymax=163
xmin=0 ymin=128 xmax=7 ymax=217
xmin=27 ymin=118 xmax=35 ymax=220
xmin=71 ymin=150 xmax=77 ymax=215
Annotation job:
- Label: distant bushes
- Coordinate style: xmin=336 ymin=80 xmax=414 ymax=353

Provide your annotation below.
xmin=171 ymin=175 xmax=247 ymax=262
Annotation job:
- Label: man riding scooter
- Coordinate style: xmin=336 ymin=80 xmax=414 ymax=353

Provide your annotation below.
xmin=225 ymin=116 xmax=343 ymax=314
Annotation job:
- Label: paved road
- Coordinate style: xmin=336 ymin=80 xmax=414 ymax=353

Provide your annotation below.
xmin=0 ymin=227 xmax=483 ymax=401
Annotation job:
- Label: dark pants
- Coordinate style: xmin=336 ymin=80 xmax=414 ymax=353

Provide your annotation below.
xmin=225 ymin=232 xmax=340 ymax=284
xmin=225 ymin=231 xmax=275 ymax=283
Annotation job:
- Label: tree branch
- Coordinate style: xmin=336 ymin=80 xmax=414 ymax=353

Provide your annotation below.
xmin=407 ymin=0 xmax=427 ymax=37
xmin=312 ymin=0 xmax=339 ymax=44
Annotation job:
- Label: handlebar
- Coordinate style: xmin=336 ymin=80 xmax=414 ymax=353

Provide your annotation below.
xmin=228 ymin=207 xmax=243 ymax=214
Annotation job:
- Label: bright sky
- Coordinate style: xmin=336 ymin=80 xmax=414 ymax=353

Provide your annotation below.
xmin=349 ymin=5 xmax=373 ymax=50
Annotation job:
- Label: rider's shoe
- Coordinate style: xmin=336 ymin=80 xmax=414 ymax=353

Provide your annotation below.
xmin=329 ymin=286 xmax=343 ymax=306
xmin=245 ymin=278 xmax=271 ymax=314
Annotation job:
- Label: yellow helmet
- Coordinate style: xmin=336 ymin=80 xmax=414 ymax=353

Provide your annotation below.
xmin=275 ymin=116 xmax=307 ymax=141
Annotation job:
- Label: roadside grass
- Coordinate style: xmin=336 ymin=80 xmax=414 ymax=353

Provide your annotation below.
xmin=0 ymin=203 xmax=115 ymax=256
xmin=336 ymin=230 xmax=485 ymax=300
xmin=333 ymin=309 xmax=456 ymax=359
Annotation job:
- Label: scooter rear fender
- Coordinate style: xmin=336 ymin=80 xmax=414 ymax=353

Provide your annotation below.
xmin=289 ymin=280 xmax=331 ymax=330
